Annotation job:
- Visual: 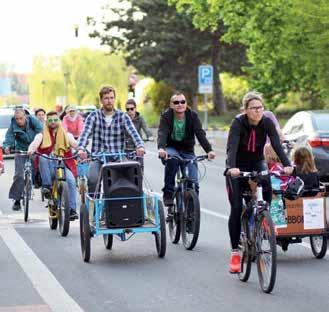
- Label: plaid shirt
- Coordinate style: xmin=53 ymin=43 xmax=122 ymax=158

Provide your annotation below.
xmin=78 ymin=109 xmax=144 ymax=153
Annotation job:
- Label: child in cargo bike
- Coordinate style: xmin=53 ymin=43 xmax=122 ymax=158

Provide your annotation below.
xmin=293 ymin=147 xmax=320 ymax=196
xmin=265 ymin=144 xmax=320 ymax=200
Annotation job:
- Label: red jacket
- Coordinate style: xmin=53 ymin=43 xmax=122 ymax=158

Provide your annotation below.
xmin=62 ymin=114 xmax=84 ymax=139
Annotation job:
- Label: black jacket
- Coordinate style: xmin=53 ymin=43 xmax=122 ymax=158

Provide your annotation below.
xmin=157 ymin=108 xmax=212 ymax=153
xmin=226 ymin=114 xmax=290 ymax=168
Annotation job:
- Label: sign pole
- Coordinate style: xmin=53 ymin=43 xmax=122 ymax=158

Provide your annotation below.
xmin=204 ymin=93 xmax=208 ymax=130
xmin=198 ymin=64 xmax=213 ymax=131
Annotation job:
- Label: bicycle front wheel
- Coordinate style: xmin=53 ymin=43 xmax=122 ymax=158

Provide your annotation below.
xmin=168 ymin=192 xmax=181 ymax=244
xmin=239 ymin=213 xmax=252 ymax=282
xmin=181 ymin=190 xmax=200 ymax=250
xmin=58 ymin=182 xmax=70 ymax=237
xmin=256 ymin=210 xmax=277 ymax=293
xmin=23 ymin=174 xmax=31 ymax=222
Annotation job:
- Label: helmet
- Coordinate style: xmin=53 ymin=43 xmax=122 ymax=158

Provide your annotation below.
xmin=284 ymin=176 xmax=304 ymax=200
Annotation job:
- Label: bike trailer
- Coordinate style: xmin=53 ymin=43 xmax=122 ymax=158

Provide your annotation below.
xmin=271 ymin=187 xmax=329 ymax=237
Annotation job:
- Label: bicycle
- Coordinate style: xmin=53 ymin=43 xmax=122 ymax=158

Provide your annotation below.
xmin=78 ymin=151 xmax=166 ymax=262
xmin=35 ymin=152 xmax=78 ymax=237
xmin=13 ymin=150 xmax=33 ymax=222
xmin=235 ymin=170 xmax=277 ymax=294
xmin=165 ymin=154 xmax=208 ymax=250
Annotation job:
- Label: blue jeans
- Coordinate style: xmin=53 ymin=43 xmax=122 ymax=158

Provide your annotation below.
xmin=162 ymin=147 xmax=199 ymax=195
xmin=39 ymin=155 xmax=77 ymax=211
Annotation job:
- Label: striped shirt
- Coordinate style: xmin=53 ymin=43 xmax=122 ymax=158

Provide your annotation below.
xmin=78 ymin=109 xmax=144 ymax=153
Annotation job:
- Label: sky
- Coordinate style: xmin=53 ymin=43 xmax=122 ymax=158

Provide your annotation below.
xmin=0 ymin=0 xmax=108 ymax=73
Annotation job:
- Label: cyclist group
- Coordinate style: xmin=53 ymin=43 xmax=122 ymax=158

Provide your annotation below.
xmin=1 ymin=86 xmax=303 ymax=275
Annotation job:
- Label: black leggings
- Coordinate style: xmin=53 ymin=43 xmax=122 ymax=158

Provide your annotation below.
xmin=226 ymin=161 xmax=272 ymax=250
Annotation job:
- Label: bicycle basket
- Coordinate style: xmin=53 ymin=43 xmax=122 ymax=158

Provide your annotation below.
xmin=77 ymin=162 xmax=89 ymax=176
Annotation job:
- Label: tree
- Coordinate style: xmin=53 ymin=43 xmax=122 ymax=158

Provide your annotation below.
xmin=88 ymin=0 xmax=247 ymax=114
xmin=172 ymin=0 xmax=329 ymax=107
xmin=28 ymin=49 xmax=130 ymax=110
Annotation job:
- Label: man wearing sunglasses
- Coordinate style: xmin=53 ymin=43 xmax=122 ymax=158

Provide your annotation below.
xmin=158 ymin=92 xmax=216 ymax=206
xmin=28 ymin=111 xmax=79 ymax=219
xmin=3 ymin=109 xmax=43 ymax=210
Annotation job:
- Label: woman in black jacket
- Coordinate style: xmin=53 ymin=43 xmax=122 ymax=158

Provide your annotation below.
xmin=225 ymin=91 xmax=293 ymax=274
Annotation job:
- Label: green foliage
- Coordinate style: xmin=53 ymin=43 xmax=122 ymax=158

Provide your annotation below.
xmin=88 ymin=0 xmax=247 ymax=113
xmin=221 ymin=73 xmax=248 ymax=110
xmin=29 ymin=49 xmax=129 ymax=110
xmin=140 ymin=102 xmax=160 ymax=127
xmin=147 ymin=81 xmax=174 ymax=115
xmin=171 ymin=0 xmax=329 ymax=107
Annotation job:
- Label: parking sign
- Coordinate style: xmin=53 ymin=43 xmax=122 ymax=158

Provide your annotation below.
xmin=198 ymin=65 xmax=213 ymax=94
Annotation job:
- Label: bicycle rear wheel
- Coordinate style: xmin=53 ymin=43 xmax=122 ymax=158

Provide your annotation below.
xmin=168 ymin=192 xmax=181 ymax=244
xmin=310 ymin=235 xmax=327 ymax=259
xmin=23 ymin=173 xmax=31 ymax=222
xmin=256 ymin=210 xmax=277 ymax=293
xmin=58 ymin=182 xmax=70 ymax=237
xmin=181 ymin=190 xmax=200 ymax=250
xmin=239 ymin=212 xmax=252 ymax=282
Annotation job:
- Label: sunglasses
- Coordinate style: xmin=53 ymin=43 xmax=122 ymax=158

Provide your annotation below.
xmin=126 ymin=107 xmax=135 ymax=111
xmin=47 ymin=117 xmax=59 ymax=123
xmin=247 ymin=106 xmax=264 ymax=112
xmin=172 ymin=100 xmax=186 ymax=105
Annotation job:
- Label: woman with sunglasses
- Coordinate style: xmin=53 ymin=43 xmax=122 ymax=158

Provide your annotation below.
xmin=225 ymin=91 xmax=293 ymax=274
xmin=125 ymin=99 xmax=154 ymax=151
xmin=158 ymin=92 xmax=215 ymax=206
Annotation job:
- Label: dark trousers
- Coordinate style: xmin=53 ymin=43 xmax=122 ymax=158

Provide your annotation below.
xmin=226 ymin=161 xmax=272 ymax=250
xmin=9 ymin=154 xmax=28 ymax=201
xmin=162 ymin=147 xmax=199 ymax=195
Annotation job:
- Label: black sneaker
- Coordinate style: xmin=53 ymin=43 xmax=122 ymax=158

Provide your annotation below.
xmin=41 ymin=186 xmax=51 ymax=199
xmin=12 ymin=200 xmax=21 ymax=211
xmin=163 ymin=192 xmax=174 ymax=206
xmin=69 ymin=209 xmax=79 ymax=221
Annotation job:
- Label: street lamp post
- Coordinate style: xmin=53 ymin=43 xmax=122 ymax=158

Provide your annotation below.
xmin=41 ymin=80 xmax=46 ymax=107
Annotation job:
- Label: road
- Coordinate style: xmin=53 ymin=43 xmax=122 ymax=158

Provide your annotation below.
xmin=0 ymin=142 xmax=328 ymax=312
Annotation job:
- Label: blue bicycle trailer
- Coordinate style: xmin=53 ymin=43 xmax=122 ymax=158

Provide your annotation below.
xmin=77 ymin=152 xmax=166 ymax=262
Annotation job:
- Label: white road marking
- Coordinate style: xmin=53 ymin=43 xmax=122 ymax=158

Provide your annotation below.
xmin=0 ymin=211 xmax=84 ymax=312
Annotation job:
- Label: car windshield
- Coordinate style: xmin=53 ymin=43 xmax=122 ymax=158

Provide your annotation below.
xmin=0 ymin=114 xmax=12 ymax=129
xmin=313 ymin=114 xmax=329 ymax=132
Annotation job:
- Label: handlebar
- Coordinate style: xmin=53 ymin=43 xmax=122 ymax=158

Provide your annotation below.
xmin=165 ymin=154 xmax=208 ymax=164
xmin=11 ymin=150 xmax=29 ymax=155
xmin=35 ymin=151 xmax=79 ymax=161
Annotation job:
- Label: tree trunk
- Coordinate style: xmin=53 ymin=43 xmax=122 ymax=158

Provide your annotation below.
xmin=212 ymin=32 xmax=227 ymax=115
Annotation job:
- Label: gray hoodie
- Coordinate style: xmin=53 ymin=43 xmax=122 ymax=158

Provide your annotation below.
xmin=125 ymin=112 xmax=152 ymax=150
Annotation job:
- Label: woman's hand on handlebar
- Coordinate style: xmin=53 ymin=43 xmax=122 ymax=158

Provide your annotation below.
xmin=208 ymin=151 xmax=216 ymax=160
xmin=227 ymin=168 xmax=240 ymax=177
xmin=283 ymin=166 xmax=294 ymax=175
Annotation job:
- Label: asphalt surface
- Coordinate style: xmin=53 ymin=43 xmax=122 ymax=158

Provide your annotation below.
xmin=0 ymin=141 xmax=328 ymax=311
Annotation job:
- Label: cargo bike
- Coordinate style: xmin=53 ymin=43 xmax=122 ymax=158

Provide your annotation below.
xmin=77 ymin=152 xmax=166 ymax=262
xmin=270 ymin=175 xmax=329 ymax=258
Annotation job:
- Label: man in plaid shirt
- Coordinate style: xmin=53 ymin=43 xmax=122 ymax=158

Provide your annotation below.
xmin=78 ymin=86 xmax=145 ymax=194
